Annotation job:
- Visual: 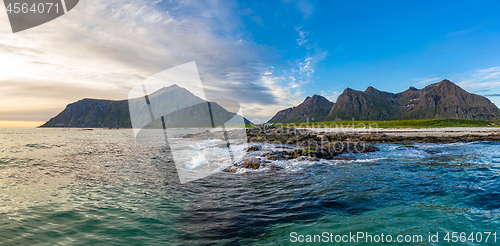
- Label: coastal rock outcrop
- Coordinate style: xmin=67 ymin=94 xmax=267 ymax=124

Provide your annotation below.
xmin=184 ymin=125 xmax=500 ymax=172
xmin=184 ymin=125 xmax=381 ymax=172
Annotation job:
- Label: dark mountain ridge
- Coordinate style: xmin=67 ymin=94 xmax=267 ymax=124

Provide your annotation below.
xmin=41 ymin=85 xmax=252 ymax=128
xmin=268 ymin=80 xmax=500 ymax=123
xmin=267 ymin=94 xmax=334 ymax=123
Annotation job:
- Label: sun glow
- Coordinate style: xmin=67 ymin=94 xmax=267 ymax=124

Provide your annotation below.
xmin=0 ymin=121 xmax=45 ymax=128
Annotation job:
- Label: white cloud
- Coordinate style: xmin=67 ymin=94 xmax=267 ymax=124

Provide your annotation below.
xmin=295 ymin=50 xmax=327 ymax=83
xmin=453 ymin=66 xmax=500 ymax=92
xmin=0 ymin=0 xmax=329 ymax=124
xmin=248 ymin=49 xmax=328 ymax=123
xmin=284 ymin=0 xmax=314 ymax=19
xmin=320 ymin=90 xmax=340 ymax=102
xmin=295 ymin=26 xmax=308 ymax=46
xmin=0 ymin=0 xmax=277 ymax=121
xmin=241 ymin=25 xmax=328 ymax=123
xmin=412 ymin=77 xmax=441 ymax=85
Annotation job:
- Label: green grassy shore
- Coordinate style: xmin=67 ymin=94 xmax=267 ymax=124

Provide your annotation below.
xmin=258 ymin=119 xmax=500 ymax=129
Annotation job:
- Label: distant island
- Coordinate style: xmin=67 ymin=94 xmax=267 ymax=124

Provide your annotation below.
xmin=40 ymin=84 xmax=252 ymax=128
xmin=267 ymin=80 xmax=500 ymax=123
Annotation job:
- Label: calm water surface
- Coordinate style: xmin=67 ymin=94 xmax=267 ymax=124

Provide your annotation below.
xmin=0 ymin=128 xmax=499 ymax=245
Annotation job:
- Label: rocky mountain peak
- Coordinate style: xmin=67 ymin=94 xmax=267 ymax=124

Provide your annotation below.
xmin=149 ymin=84 xmax=186 ymax=98
xmin=439 ymin=79 xmax=453 ymax=85
xmin=267 ymin=94 xmax=333 ymax=123
xmin=304 ymin=94 xmax=330 ymax=104
xmin=364 ymin=86 xmax=379 ymax=94
xmin=41 ymin=85 xmax=252 ymax=128
xmin=344 ymin=88 xmax=356 ymax=93
xmin=421 ymin=79 xmax=463 ymax=94
xmin=428 ymin=79 xmax=458 ymax=88
xmin=269 ymin=79 xmax=500 ymax=122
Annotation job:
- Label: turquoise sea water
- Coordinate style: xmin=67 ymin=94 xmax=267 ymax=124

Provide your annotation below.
xmin=0 ymin=128 xmax=499 ymax=245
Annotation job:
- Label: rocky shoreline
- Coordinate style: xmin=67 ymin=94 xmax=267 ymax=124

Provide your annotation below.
xmin=182 ymin=125 xmax=500 ymax=172
xmin=183 ymin=125 xmax=378 ymax=172
xmin=245 ymin=124 xmax=500 ymax=144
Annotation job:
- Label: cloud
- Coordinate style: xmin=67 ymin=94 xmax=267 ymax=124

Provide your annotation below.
xmin=412 ymin=77 xmax=442 ymax=85
xmin=0 ymin=0 xmax=283 ymax=122
xmin=295 ymin=26 xmax=309 ymax=46
xmin=0 ymin=78 xmax=137 ymax=121
xmin=289 ymin=27 xmax=328 ymax=89
xmin=248 ymin=29 xmax=328 ymax=123
xmin=0 ymin=0 xmax=330 ymax=124
xmin=295 ymin=50 xmax=327 ymax=82
xmin=0 ymin=79 xmax=130 ymax=100
xmin=0 ymin=107 xmax=65 ymax=121
xmin=320 ymin=90 xmax=340 ymax=102
xmin=439 ymin=66 xmax=500 ymax=108
xmin=410 ymin=67 xmax=500 ymax=100
xmin=286 ymin=0 xmax=314 ymax=19
xmin=453 ymin=66 xmax=500 ymax=93
xmin=446 ymin=22 xmax=488 ymax=37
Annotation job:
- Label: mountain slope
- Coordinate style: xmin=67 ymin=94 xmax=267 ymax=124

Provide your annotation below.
xmin=269 ymin=80 xmax=500 ymax=122
xmin=326 ymin=87 xmax=400 ymax=121
xmin=396 ymin=80 xmax=500 ymax=120
xmin=326 ymin=79 xmax=500 ymax=121
xmin=267 ymin=95 xmax=334 ymax=123
xmin=41 ymin=85 xmax=252 ymax=128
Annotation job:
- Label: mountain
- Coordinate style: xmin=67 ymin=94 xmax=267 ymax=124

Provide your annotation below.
xmin=393 ymin=80 xmax=500 ymax=120
xmin=268 ymin=80 xmax=500 ymax=123
xmin=41 ymin=85 xmax=252 ymax=128
xmin=267 ymin=94 xmax=334 ymax=123
xmin=40 ymin=99 xmax=131 ymax=128
xmin=326 ymin=86 xmax=400 ymax=121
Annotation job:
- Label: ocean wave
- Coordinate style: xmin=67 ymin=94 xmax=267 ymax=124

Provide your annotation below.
xmin=24 ymin=143 xmax=52 ymax=149
xmin=186 ymin=152 xmax=208 ymax=170
xmin=350 ymin=157 xmax=388 ymax=163
xmin=189 ymin=139 xmax=223 ymax=151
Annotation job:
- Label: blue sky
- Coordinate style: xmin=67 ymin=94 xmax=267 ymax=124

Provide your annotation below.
xmin=0 ymin=0 xmax=500 ymax=124
xmin=238 ymin=0 xmax=500 ymax=101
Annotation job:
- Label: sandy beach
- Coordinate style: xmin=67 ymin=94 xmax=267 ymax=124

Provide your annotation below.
xmin=302 ymin=127 xmax=500 ymax=136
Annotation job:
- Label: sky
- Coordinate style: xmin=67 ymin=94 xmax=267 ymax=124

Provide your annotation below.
xmin=1 ymin=0 xmax=500 ymax=126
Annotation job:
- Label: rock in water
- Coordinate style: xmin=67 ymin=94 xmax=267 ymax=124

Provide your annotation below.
xmin=242 ymin=157 xmax=261 ymax=169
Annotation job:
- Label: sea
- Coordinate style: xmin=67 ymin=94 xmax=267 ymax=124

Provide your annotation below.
xmin=0 ymin=128 xmax=499 ymax=245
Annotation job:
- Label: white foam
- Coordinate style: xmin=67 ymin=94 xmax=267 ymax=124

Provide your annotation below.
xmin=189 ymin=139 xmax=223 ymax=151
xmin=352 ymin=157 xmax=388 ymax=163
xmin=185 ymin=152 xmax=208 ymax=170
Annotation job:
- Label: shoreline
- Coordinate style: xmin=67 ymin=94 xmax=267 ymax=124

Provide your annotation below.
xmin=184 ymin=125 xmax=500 ymax=172
xmin=18 ymin=125 xmax=500 ymax=174
xmin=301 ymin=127 xmax=500 ymax=136
xmin=31 ymin=125 xmax=500 ymax=137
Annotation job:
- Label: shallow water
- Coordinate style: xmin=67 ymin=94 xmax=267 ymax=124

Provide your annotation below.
xmin=0 ymin=128 xmax=499 ymax=245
